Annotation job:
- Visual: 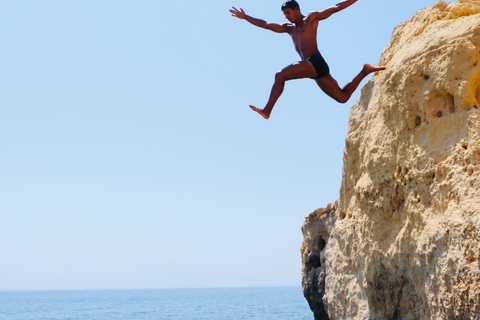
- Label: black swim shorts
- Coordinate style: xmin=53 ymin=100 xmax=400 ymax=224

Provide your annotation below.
xmin=306 ymin=54 xmax=330 ymax=79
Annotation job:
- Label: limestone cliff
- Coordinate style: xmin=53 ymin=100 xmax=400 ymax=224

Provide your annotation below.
xmin=301 ymin=1 xmax=480 ymax=319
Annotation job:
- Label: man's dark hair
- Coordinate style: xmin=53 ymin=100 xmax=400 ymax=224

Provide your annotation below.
xmin=281 ymin=0 xmax=299 ymax=11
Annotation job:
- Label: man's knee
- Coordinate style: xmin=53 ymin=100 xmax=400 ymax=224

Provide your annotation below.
xmin=275 ymin=70 xmax=286 ymax=82
xmin=335 ymin=96 xmax=349 ymax=104
xmin=327 ymin=92 xmax=349 ymax=104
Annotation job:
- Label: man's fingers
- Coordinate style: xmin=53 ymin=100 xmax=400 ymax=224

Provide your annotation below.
xmin=229 ymin=6 xmax=244 ymax=18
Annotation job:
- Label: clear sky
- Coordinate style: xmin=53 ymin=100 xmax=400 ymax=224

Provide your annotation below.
xmin=0 ymin=0 xmax=440 ymax=291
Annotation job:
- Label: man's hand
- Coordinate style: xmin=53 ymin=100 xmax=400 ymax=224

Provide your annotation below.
xmin=230 ymin=7 xmax=246 ymax=19
xmin=229 ymin=6 xmax=288 ymax=33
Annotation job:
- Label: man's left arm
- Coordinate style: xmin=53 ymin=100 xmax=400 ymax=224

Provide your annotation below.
xmin=311 ymin=0 xmax=358 ymax=21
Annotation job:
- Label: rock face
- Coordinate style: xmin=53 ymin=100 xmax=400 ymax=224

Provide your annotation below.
xmin=301 ymin=1 xmax=480 ymax=319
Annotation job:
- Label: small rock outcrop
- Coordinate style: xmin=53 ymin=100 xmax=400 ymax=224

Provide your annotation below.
xmin=301 ymin=204 xmax=337 ymax=319
xmin=301 ymin=1 xmax=480 ymax=319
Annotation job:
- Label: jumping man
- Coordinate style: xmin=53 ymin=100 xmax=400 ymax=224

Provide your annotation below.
xmin=230 ymin=0 xmax=386 ymax=119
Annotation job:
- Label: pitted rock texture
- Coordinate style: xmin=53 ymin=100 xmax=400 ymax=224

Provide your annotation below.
xmin=301 ymin=1 xmax=480 ymax=319
xmin=301 ymin=203 xmax=337 ymax=320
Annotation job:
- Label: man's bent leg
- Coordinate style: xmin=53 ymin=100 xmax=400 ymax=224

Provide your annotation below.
xmin=250 ymin=61 xmax=317 ymax=119
xmin=315 ymin=64 xmax=385 ymax=104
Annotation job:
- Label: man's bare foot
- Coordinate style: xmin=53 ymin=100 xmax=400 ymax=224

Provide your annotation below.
xmin=249 ymin=105 xmax=270 ymax=119
xmin=364 ymin=63 xmax=386 ymax=75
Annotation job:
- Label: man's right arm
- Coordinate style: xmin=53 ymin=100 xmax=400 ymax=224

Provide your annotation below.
xmin=230 ymin=7 xmax=289 ymax=33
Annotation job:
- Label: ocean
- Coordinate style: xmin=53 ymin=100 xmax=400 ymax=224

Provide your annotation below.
xmin=0 ymin=287 xmax=313 ymax=320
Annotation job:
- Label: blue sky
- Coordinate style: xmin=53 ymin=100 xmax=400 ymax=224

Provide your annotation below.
xmin=0 ymin=0 xmax=440 ymax=291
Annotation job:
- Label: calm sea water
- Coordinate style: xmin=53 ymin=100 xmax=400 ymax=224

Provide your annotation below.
xmin=0 ymin=287 xmax=313 ymax=320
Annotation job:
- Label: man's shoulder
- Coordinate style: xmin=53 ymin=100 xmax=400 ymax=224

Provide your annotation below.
xmin=304 ymin=11 xmax=321 ymax=23
xmin=282 ymin=22 xmax=295 ymax=32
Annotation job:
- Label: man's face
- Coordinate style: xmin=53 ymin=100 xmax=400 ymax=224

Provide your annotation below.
xmin=282 ymin=7 xmax=298 ymax=22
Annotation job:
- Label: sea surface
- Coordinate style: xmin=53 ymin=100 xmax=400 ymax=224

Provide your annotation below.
xmin=0 ymin=286 xmax=313 ymax=320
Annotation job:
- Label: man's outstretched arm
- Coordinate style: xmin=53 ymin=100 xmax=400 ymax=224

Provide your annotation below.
xmin=230 ymin=7 xmax=289 ymax=33
xmin=311 ymin=0 xmax=359 ymax=21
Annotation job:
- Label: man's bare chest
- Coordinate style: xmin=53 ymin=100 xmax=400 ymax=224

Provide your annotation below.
xmin=290 ymin=26 xmax=316 ymax=44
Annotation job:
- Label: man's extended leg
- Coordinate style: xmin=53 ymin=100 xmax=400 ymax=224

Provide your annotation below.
xmin=250 ymin=61 xmax=317 ymax=119
xmin=315 ymin=64 xmax=385 ymax=103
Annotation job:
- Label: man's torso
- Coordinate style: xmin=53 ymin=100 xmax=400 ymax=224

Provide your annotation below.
xmin=287 ymin=13 xmax=320 ymax=60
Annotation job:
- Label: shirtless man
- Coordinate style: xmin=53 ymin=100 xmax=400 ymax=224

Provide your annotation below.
xmin=230 ymin=0 xmax=385 ymax=119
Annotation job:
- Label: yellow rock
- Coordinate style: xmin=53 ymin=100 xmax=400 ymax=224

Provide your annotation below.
xmin=301 ymin=1 xmax=480 ymax=319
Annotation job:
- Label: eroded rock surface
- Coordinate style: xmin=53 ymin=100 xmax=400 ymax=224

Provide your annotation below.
xmin=301 ymin=203 xmax=337 ymax=320
xmin=302 ymin=1 xmax=480 ymax=319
